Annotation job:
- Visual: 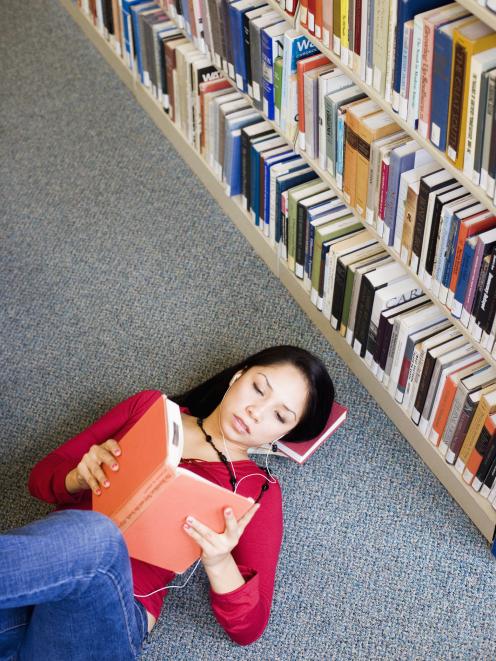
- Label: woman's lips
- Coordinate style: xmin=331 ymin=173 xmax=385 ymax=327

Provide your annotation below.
xmin=233 ymin=414 xmax=250 ymax=434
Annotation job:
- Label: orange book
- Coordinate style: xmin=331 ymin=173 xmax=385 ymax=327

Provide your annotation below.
xmin=300 ymin=0 xmax=310 ymax=28
xmin=296 ymin=53 xmax=330 ymax=149
xmin=342 ymin=99 xmax=380 ymax=209
xmin=429 ymin=358 xmax=486 ymax=446
xmin=93 ymin=395 xmax=253 ymax=573
xmin=314 ymin=0 xmax=324 ymax=41
xmin=463 ymin=413 xmax=496 ymax=484
xmin=447 ymin=211 xmax=496 ymax=308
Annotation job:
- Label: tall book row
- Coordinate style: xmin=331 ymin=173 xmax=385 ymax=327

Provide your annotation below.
xmin=67 ymin=0 xmax=496 ymax=541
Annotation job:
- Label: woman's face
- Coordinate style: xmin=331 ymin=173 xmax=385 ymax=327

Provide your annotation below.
xmin=218 ymin=363 xmax=309 ymax=447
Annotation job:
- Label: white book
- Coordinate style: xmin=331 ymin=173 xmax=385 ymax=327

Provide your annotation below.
xmin=344 ymin=255 xmax=393 ymax=342
xmin=463 ymin=48 xmax=496 ymax=179
xmin=425 ymin=350 xmax=482 ymax=439
xmin=404 ymin=14 xmax=423 ymax=123
xmin=388 ymin=305 xmax=445 ymax=398
xmin=353 ymin=261 xmax=409 ymax=357
xmin=437 ymin=202 xmax=485 ymax=305
xmin=365 ymin=277 xmax=422 ymax=367
xmin=327 ymin=232 xmax=379 ymax=325
xmin=318 ymin=230 xmax=367 ymax=310
xmin=418 ymin=342 xmax=474 ymax=436
xmin=392 ymin=161 xmax=439 ymax=256
xmin=410 ymin=330 xmax=463 ymax=425
xmin=429 ymin=357 xmax=487 ymax=446
xmin=430 ymin=195 xmax=475 ymax=298
xmin=319 ymin=75 xmax=354 ymax=171
xmin=402 ymin=319 xmax=452 ymax=413
xmin=417 ymin=181 xmax=462 ymax=282
xmin=359 ymin=0 xmax=369 ymax=82
xmin=365 ymin=132 xmax=407 ymax=227
xmin=384 ymin=0 xmax=398 ymax=104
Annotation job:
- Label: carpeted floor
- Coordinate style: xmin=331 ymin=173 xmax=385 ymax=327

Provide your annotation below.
xmin=1 ymin=1 xmax=496 ymax=658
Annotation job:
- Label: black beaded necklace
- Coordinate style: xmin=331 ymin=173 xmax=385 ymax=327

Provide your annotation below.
xmin=196 ymin=417 xmax=269 ymax=503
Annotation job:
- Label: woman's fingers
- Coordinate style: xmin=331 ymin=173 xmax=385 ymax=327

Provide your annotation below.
xmin=102 ymin=439 xmax=121 ymax=457
xmin=236 ymin=503 xmax=261 ymax=535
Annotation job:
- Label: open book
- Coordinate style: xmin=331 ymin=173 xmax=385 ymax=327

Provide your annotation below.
xmin=92 ymin=395 xmax=254 ymax=573
xmin=248 ymin=401 xmax=347 ymax=464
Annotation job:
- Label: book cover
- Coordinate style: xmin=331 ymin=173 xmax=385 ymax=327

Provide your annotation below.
xmin=275 ymin=401 xmax=348 ymax=463
xmin=391 ymin=0 xmax=448 ymax=112
xmin=93 ymin=395 xmax=254 ymax=573
xmin=447 ymin=20 xmax=496 ymax=170
xmin=463 ymin=411 xmax=496 ymax=484
xmin=417 ymin=5 xmax=469 ymax=139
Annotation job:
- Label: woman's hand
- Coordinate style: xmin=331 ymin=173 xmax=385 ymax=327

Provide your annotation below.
xmin=65 ymin=439 xmax=122 ymax=495
xmin=183 ymin=503 xmax=261 ymax=569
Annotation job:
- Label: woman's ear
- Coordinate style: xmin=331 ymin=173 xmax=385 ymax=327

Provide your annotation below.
xmin=229 ymin=369 xmax=245 ymax=387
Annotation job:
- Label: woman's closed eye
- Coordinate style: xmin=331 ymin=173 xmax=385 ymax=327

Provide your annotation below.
xmin=253 ymin=383 xmax=286 ymax=423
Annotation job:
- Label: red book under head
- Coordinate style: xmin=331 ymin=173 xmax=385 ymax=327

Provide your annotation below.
xmin=276 ymin=401 xmax=347 ymax=463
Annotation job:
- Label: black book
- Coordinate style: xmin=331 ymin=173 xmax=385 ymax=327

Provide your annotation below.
xmin=409 ymin=170 xmax=446 ymax=272
xmin=470 ymin=253 xmax=492 ymax=329
xmin=488 ymin=102 xmax=496 ymax=185
xmin=318 ymin=242 xmax=332 ymax=302
xmin=477 ymin=248 xmax=496 ymax=334
xmin=373 ymin=295 xmax=429 ymax=368
xmin=241 ymin=123 xmax=273 ymax=208
xmin=424 ymin=186 xmax=467 ymax=278
xmin=102 ymin=0 xmax=114 ymax=35
xmin=158 ymin=31 xmax=182 ymax=101
xmin=482 ymin=451 xmax=496 ymax=493
xmin=474 ymin=432 xmax=496 ymax=489
xmin=353 ymin=263 xmax=405 ymax=358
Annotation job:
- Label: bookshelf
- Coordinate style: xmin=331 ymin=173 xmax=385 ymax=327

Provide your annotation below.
xmin=265 ymin=0 xmax=496 ymax=218
xmin=59 ymin=0 xmax=496 ymax=542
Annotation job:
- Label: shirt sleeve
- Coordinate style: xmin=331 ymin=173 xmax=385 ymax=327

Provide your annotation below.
xmin=27 ymin=390 xmax=163 ymax=506
xmin=208 ymin=478 xmax=284 ymax=646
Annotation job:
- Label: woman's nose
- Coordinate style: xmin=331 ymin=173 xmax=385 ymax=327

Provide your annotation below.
xmin=247 ymin=405 xmax=260 ymax=422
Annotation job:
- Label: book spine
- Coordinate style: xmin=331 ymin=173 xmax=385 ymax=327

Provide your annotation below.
xmin=430 ymin=27 xmax=452 ymax=151
xmin=456 ymin=397 xmax=492 ymax=471
xmin=446 ymin=41 xmax=467 ymax=166
xmin=446 ymin=396 xmax=478 ymax=465
xmin=330 ymin=258 xmax=349 ymax=329
xmin=411 ymin=352 xmax=435 ymax=425
xmin=481 ymin=75 xmax=496 ymax=191
xmin=295 ymin=203 xmax=308 ymax=278
xmin=453 ymin=239 xmax=477 ymax=317
xmin=409 ymin=179 xmax=431 ymax=273
xmin=473 ymin=433 xmax=496 ymax=490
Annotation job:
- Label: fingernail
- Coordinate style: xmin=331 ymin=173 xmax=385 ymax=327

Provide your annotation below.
xmin=114 ymin=449 xmax=121 ymax=455
xmin=186 ymin=516 xmax=194 ymax=524
xmin=183 ymin=523 xmax=190 ymax=530
xmin=95 ymin=488 xmax=101 ymax=496
xmin=103 ymin=480 xmax=110 ymax=488
xmin=112 ymin=464 xmax=119 ymax=471
xmin=225 ymin=508 xmax=232 ymax=515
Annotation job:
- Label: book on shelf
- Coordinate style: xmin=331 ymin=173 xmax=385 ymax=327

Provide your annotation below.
xmin=249 ymin=400 xmax=348 ymax=463
xmin=440 ymin=365 xmax=496 ymax=458
xmin=93 ymin=395 xmax=254 ymax=573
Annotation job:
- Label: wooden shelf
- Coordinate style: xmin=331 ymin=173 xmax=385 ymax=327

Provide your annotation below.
xmin=455 ymin=0 xmax=496 ymax=31
xmin=59 ymin=0 xmax=496 ymax=542
xmin=266 ymin=0 xmax=496 ymax=218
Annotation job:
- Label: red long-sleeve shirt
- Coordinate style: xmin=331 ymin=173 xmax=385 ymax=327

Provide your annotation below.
xmin=27 ymin=390 xmax=283 ymax=646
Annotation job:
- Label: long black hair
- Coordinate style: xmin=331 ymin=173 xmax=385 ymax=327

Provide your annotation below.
xmin=171 ymin=345 xmax=334 ymax=443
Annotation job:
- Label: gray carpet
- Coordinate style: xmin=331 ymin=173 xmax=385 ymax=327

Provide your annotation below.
xmin=1 ymin=1 xmax=496 ymax=658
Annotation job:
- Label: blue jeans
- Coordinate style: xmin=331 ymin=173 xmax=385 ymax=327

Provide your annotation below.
xmin=0 ymin=509 xmax=148 ymax=661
